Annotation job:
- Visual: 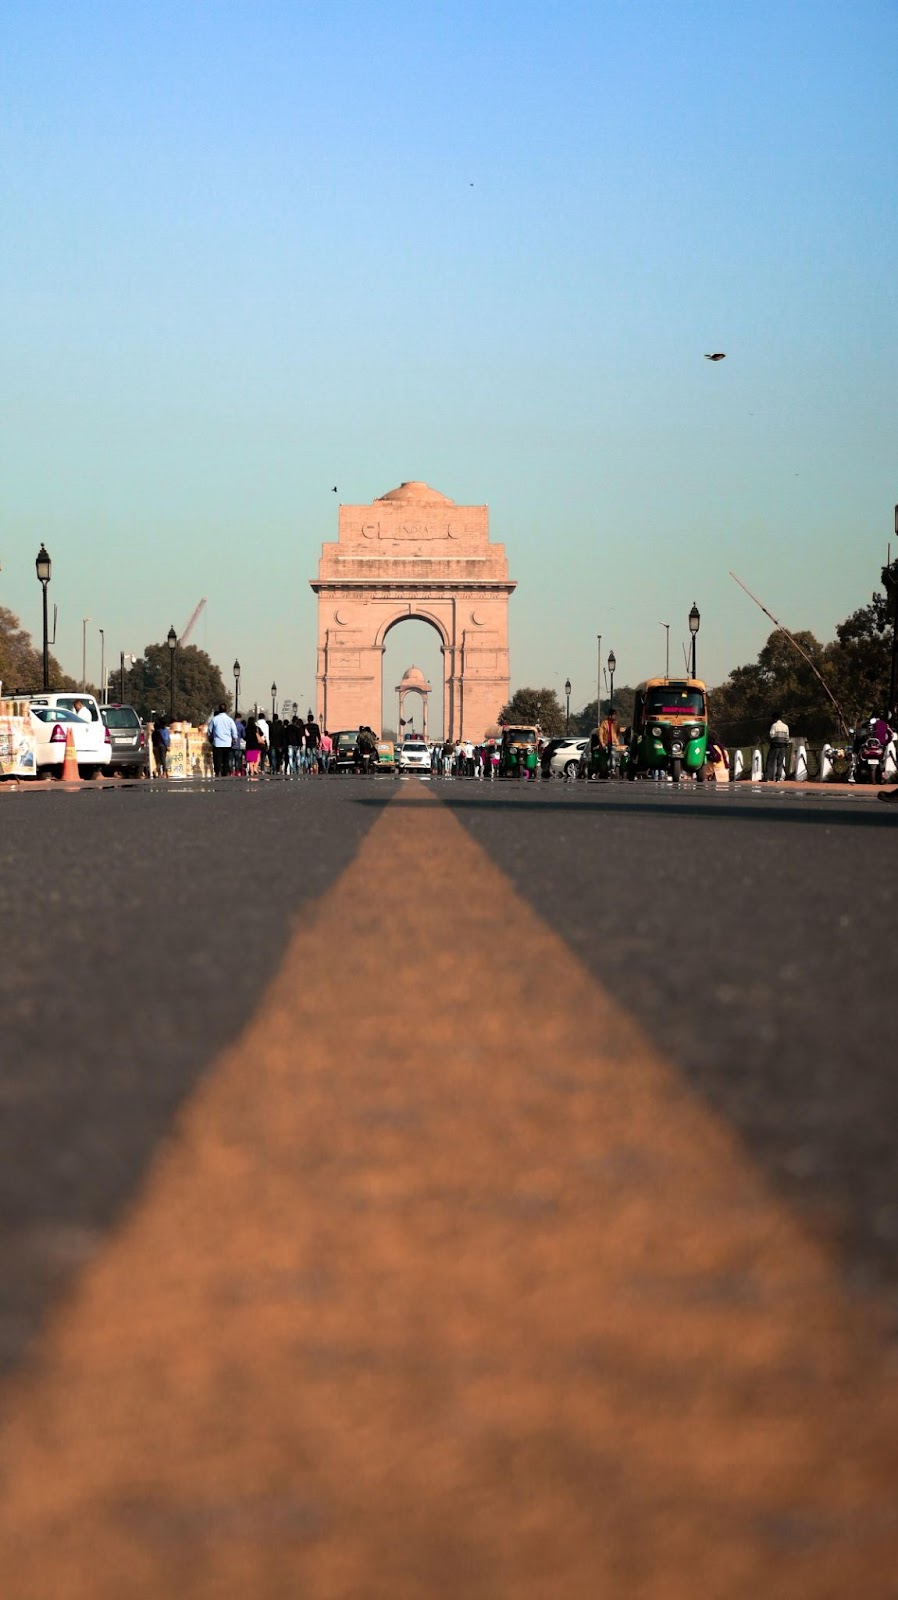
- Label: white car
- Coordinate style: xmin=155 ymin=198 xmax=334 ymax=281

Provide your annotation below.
xmin=28 ymin=703 xmax=111 ymax=777
xmin=397 ymin=737 xmax=432 ymax=773
xmin=544 ymin=737 xmax=588 ymax=778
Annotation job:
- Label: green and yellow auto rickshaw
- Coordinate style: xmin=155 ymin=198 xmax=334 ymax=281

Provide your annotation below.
xmin=627 ymin=678 xmax=709 ymax=784
xmin=499 ymin=725 xmax=539 ymax=778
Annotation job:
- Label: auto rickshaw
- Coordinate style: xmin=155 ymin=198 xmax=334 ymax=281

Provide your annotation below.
xmin=499 ymin=725 xmax=539 ymax=778
xmin=627 ymin=678 xmax=709 ymax=784
xmin=375 ymin=738 xmax=397 ymax=773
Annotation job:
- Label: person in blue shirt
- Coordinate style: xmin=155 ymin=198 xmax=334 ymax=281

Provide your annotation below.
xmin=207 ymin=704 xmax=238 ymax=778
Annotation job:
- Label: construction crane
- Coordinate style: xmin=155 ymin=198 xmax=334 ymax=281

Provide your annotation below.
xmin=178 ymin=597 xmax=207 ymax=648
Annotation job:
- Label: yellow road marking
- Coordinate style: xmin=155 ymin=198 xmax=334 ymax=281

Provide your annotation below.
xmin=0 ymin=785 xmax=896 ymax=1597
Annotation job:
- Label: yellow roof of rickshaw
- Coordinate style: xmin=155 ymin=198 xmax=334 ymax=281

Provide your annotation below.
xmin=635 ymin=677 xmax=707 ymax=692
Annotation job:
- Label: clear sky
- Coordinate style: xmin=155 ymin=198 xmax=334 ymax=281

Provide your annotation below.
xmin=2 ymin=0 xmax=896 ymax=730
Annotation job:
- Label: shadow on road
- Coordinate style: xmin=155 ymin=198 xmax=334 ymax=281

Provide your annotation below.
xmin=354 ymin=788 xmax=893 ymax=829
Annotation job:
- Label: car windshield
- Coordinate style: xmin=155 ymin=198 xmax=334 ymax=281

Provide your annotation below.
xmin=31 ymin=707 xmax=80 ymax=723
xmin=102 ymin=707 xmax=139 ymax=729
xmin=645 ymin=689 xmax=705 ymax=717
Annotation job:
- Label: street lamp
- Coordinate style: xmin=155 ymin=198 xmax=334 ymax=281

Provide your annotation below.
xmin=166 ymin=625 xmax=177 ymax=720
xmin=82 ymin=617 xmax=91 ymax=690
xmin=35 ymin=544 xmax=51 ymax=689
xmin=688 ymin=602 xmax=700 ymax=679
xmin=660 ymin=621 xmax=670 ymax=678
xmin=882 ymin=507 xmax=898 ymax=716
xmin=607 ymin=651 xmax=616 ymax=720
xmin=233 ymin=659 xmax=241 ymax=717
xmin=271 ymin=681 xmax=277 ymax=720
xmin=596 ymin=634 xmax=602 ymax=726
xmin=120 ymin=651 xmax=136 ymax=703
xmin=564 ymin=677 xmax=571 ymax=732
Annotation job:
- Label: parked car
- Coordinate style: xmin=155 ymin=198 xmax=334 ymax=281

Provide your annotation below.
xmin=23 ymin=693 xmax=110 ymax=778
xmin=28 ymin=705 xmax=112 ymax=777
xmin=100 ymin=704 xmax=150 ymax=778
xmin=397 ymin=735 xmax=432 ymax=773
xmin=542 ymin=737 xmax=588 ymax=779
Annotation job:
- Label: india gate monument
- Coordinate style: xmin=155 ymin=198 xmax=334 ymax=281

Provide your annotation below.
xmin=311 ymin=481 xmax=515 ymax=741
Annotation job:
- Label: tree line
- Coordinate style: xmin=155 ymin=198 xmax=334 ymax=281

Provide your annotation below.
xmin=0 ymin=608 xmax=227 ymax=725
xmin=499 ymin=587 xmax=896 ymax=747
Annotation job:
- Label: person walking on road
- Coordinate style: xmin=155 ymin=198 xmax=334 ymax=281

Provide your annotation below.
xmin=243 ymin=714 xmax=265 ymax=779
xmin=767 ymin=714 xmax=790 ymax=782
xmin=207 ymin=704 xmax=238 ymax=778
xmin=151 ymin=717 xmax=170 ymax=778
xmin=255 ymin=712 xmax=270 ymax=773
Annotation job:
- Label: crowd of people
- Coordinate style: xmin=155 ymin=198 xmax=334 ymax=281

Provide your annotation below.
xmin=205 ymin=708 xmax=333 ymax=777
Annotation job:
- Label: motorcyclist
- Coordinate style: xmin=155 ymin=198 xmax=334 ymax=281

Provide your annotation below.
xmin=355 ymin=724 xmax=377 ymax=773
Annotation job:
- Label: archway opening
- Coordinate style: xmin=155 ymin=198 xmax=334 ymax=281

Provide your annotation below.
xmin=381 ymin=619 xmax=444 ymax=742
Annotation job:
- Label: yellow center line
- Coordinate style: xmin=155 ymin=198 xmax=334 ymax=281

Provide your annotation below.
xmin=1 ymin=784 xmax=896 ymax=1597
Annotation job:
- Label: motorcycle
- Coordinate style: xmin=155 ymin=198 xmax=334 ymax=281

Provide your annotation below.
xmin=849 ymin=728 xmax=884 ymax=785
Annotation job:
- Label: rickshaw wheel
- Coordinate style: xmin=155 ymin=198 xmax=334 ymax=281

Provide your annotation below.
xmin=670 ymin=757 xmax=682 ymax=784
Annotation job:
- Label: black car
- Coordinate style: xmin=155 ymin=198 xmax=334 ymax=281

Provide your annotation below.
xmin=100 ymin=704 xmax=150 ymax=777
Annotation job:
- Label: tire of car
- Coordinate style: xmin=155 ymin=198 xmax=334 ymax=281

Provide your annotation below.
xmin=563 ymin=759 xmax=580 ymax=779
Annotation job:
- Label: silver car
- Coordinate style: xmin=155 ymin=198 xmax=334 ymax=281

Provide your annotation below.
xmin=100 ymin=704 xmax=150 ymax=778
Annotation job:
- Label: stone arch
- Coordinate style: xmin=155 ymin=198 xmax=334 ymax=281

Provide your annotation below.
xmin=311 ymin=482 xmax=515 ymax=740
xmin=394 ymin=663 xmax=433 ymax=741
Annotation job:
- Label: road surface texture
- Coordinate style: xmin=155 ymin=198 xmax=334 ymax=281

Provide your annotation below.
xmin=0 ymin=774 xmax=895 ymax=1598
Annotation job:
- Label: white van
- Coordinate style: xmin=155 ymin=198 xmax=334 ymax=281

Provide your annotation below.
xmin=23 ymin=693 xmax=111 ymax=777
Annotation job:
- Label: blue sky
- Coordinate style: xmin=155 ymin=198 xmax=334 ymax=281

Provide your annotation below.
xmin=2 ymin=0 xmax=896 ymax=730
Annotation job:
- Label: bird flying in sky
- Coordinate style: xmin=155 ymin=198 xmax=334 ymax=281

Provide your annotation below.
xmin=332 ymin=486 xmax=338 ymax=492
xmin=704 ymin=353 xmax=726 ymax=361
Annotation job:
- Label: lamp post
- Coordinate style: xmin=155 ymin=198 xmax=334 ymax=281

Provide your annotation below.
xmin=596 ymin=633 xmax=602 ymax=726
xmin=120 ymin=651 xmax=136 ymax=703
xmin=660 ymin=621 xmax=670 ymax=678
xmin=564 ymin=677 xmax=571 ymax=732
xmin=82 ymin=617 xmax=91 ymax=689
xmin=271 ymin=681 xmax=277 ymax=720
xmin=607 ymin=651 xmax=617 ymax=777
xmin=166 ymin=626 xmax=177 ymax=720
xmin=233 ymin=660 xmax=241 ymax=717
xmin=35 ymin=544 xmax=51 ymax=689
xmin=99 ymin=627 xmax=105 ymax=705
xmin=882 ymin=506 xmax=898 ymax=716
xmin=688 ymin=602 xmax=700 ymax=679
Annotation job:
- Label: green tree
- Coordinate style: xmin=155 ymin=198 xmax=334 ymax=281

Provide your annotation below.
xmin=709 ymin=629 xmax=841 ymax=743
xmin=573 ymin=686 xmax=636 ymax=735
xmin=0 ymin=605 xmax=78 ymax=694
xmin=122 ymin=641 xmax=228 ymax=725
xmin=827 ymin=599 xmax=892 ymax=725
xmin=497 ymin=687 xmax=565 ymax=735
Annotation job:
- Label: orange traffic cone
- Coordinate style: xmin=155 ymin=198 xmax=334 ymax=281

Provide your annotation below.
xmin=61 ymin=727 xmax=80 ymax=781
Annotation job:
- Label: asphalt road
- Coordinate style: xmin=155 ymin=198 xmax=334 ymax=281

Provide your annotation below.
xmin=439 ymin=778 xmax=898 ymax=1311
xmin=1 ymin=775 xmax=895 ymax=1347
xmin=0 ymin=772 xmax=895 ymax=1596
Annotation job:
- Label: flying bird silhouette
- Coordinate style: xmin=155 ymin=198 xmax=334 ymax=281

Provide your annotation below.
xmin=704 ymin=353 xmax=726 ymax=361
xmin=332 ymin=486 xmax=338 ymax=493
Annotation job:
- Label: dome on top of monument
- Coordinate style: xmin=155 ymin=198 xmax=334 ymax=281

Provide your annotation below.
xmin=376 ymin=481 xmax=455 ymax=504
xmin=399 ymin=665 xmax=430 ymax=689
